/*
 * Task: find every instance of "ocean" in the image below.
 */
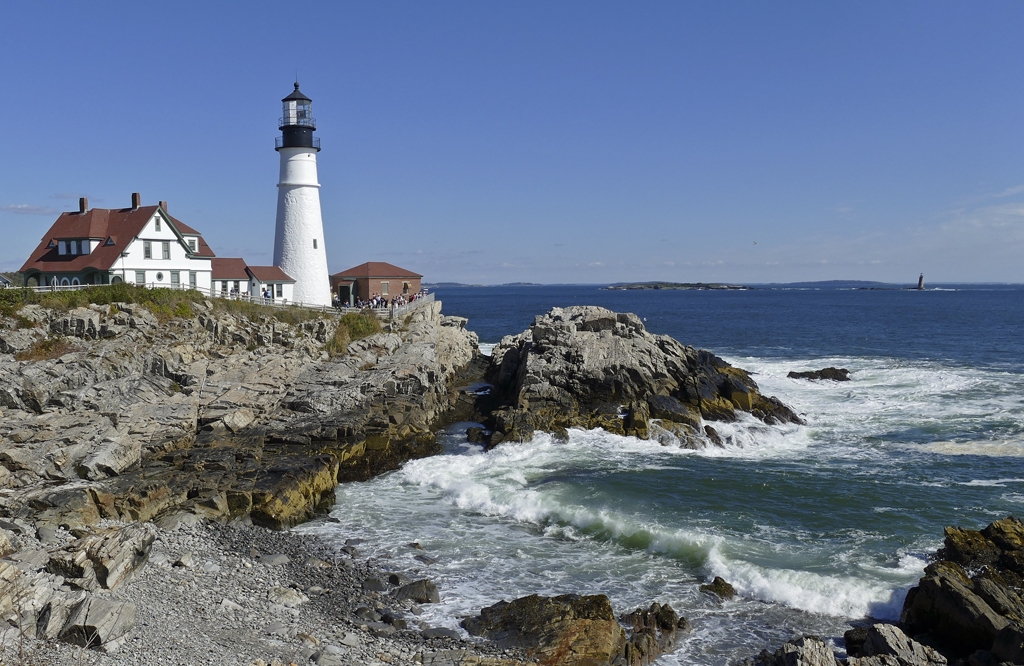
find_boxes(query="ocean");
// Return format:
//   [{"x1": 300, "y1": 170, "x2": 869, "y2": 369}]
[{"x1": 299, "y1": 284, "x2": 1024, "y2": 664}]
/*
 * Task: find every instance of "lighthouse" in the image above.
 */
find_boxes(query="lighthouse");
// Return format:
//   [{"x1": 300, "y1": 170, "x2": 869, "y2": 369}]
[{"x1": 273, "y1": 82, "x2": 331, "y2": 306}]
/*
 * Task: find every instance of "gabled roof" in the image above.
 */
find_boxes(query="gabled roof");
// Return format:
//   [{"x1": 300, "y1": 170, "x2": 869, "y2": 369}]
[
  {"x1": 247, "y1": 266, "x2": 294, "y2": 282},
  {"x1": 332, "y1": 262, "x2": 422, "y2": 280},
  {"x1": 0, "y1": 274, "x2": 12, "y2": 286},
  {"x1": 211, "y1": 258, "x2": 250, "y2": 280},
  {"x1": 19, "y1": 205, "x2": 215, "y2": 274}
]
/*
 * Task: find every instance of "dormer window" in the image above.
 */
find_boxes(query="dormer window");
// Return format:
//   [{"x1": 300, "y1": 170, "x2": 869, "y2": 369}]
[
  {"x1": 187, "y1": 238, "x2": 196, "y2": 252},
  {"x1": 58, "y1": 241, "x2": 67, "y2": 255},
  {"x1": 69, "y1": 240, "x2": 78, "y2": 255}
]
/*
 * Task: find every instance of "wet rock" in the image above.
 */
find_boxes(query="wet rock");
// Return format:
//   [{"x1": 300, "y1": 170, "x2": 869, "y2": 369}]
[
  {"x1": 618, "y1": 602, "x2": 690, "y2": 665},
  {"x1": 787, "y1": 367, "x2": 851, "y2": 381},
  {"x1": 699, "y1": 576, "x2": 736, "y2": 599},
  {"x1": 395, "y1": 579, "x2": 440, "y2": 604},
  {"x1": 462, "y1": 594, "x2": 626, "y2": 666}
]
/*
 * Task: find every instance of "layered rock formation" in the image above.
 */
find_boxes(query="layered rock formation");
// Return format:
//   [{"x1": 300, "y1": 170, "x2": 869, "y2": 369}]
[
  {"x1": 900, "y1": 516, "x2": 1024, "y2": 663},
  {"x1": 479, "y1": 306, "x2": 801, "y2": 446},
  {"x1": 0, "y1": 298, "x2": 479, "y2": 650},
  {"x1": 0, "y1": 299, "x2": 476, "y2": 532}
]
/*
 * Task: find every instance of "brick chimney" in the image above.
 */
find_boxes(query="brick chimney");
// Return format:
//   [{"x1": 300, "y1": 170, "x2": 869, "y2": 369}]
[
  {"x1": 159, "y1": 200, "x2": 168, "y2": 212},
  {"x1": 131, "y1": 192, "x2": 141, "y2": 210},
  {"x1": 79, "y1": 197, "x2": 88, "y2": 214}
]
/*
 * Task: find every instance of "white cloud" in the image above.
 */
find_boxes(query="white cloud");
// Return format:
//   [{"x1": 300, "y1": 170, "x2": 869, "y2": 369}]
[{"x1": 1, "y1": 204, "x2": 58, "y2": 215}]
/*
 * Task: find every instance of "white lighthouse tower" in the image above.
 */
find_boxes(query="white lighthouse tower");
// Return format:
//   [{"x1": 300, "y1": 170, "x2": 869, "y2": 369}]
[{"x1": 273, "y1": 82, "x2": 331, "y2": 306}]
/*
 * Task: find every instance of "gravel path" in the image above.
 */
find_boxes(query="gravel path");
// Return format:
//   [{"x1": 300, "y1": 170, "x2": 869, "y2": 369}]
[{"x1": 2, "y1": 518, "x2": 529, "y2": 666}]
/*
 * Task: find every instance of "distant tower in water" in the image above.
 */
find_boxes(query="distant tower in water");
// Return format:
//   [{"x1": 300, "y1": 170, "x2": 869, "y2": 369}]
[
  {"x1": 917, "y1": 273, "x2": 925, "y2": 290},
  {"x1": 273, "y1": 82, "x2": 331, "y2": 306}
]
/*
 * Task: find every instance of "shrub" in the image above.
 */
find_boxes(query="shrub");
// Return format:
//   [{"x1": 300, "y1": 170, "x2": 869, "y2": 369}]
[
  {"x1": 14, "y1": 337, "x2": 77, "y2": 362},
  {"x1": 325, "y1": 312, "x2": 381, "y2": 357},
  {"x1": 342, "y1": 311, "x2": 382, "y2": 341}
]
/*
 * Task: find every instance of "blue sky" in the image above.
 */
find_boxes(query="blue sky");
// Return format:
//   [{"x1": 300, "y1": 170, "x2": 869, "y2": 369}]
[{"x1": 2, "y1": 2, "x2": 1023, "y2": 284}]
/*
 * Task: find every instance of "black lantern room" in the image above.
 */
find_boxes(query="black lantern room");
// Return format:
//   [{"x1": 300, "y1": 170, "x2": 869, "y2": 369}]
[{"x1": 276, "y1": 82, "x2": 320, "y2": 152}]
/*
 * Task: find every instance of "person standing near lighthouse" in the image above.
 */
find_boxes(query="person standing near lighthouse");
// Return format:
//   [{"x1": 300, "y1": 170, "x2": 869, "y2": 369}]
[{"x1": 273, "y1": 82, "x2": 331, "y2": 306}]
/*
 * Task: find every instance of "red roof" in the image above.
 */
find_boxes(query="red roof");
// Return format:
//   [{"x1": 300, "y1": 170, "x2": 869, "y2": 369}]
[
  {"x1": 211, "y1": 258, "x2": 249, "y2": 280},
  {"x1": 246, "y1": 266, "x2": 294, "y2": 282},
  {"x1": 332, "y1": 261, "x2": 422, "y2": 280},
  {"x1": 20, "y1": 205, "x2": 215, "y2": 274}
]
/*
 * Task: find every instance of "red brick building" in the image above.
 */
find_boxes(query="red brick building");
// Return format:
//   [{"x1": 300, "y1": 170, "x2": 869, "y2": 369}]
[{"x1": 330, "y1": 262, "x2": 422, "y2": 305}]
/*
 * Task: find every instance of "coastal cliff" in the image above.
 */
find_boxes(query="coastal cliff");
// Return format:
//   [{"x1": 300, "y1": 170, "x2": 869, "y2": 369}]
[{"x1": 0, "y1": 297, "x2": 477, "y2": 531}]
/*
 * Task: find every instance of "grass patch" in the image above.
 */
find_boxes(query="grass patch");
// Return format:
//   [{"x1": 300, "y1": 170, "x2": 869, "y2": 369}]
[
  {"x1": 0, "y1": 284, "x2": 329, "y2": 326},
  {"x1": 14, "y1": 336, "x2": 77, "y2": 362},
  {"x1": 325, "y1": 311, "x2": 381, "y2": 357}
]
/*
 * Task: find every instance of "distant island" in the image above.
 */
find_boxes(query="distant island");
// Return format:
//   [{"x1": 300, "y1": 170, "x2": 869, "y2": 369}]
[{"x1": 603, "y1": 282, "x2": 750, "y2": 291}]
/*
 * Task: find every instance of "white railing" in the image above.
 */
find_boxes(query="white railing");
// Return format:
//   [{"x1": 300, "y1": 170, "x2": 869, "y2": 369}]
[{"x1": 15, "y1": 282, "x2": 435, "y2": 319}]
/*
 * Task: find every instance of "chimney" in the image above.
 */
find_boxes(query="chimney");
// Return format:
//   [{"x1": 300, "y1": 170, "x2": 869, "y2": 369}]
[
  {"x1": 131, "y1": 192, "x2": 141, "y2": 210},
  {"x1": 159, "y1": 200, "x2": 168, "y2": 212},
  {"x1": 79, "y1": 197, "x2": 88, "y2": 214}
]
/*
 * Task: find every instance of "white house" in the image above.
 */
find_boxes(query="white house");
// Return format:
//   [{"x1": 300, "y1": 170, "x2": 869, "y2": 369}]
[
  {"x1": 20, "y1": 193, "x2": 214, "y2": 290},
  {"x1": 211, "y1": 258, "x2": 252, "y2": 297},
  {"x1": 0, "y1": 274, "x2": 12, "y2": 289},
  {"x1": 247, "y1": 265, "x2": 295, "y2": 303}
]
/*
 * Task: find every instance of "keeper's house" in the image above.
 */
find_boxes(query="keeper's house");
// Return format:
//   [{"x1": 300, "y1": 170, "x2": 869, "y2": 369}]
[
  {"x1": 212, "y1": 258, "x2": 296, "y2": 302},
  {"x1": 20, "y1": 194, "x2": 215, "y2": 289},
  {"x1": 330, "y1": 262, "x2": 422, "y2": 305}
]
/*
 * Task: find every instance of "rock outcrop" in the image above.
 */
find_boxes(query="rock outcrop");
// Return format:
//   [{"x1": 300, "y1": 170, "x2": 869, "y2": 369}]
[
  {"x1": 0, "y1": 299, "x2": 477, "y2": 532},
  {"x1": 0, "y1": 297, "x2": 479, "y2": 653},
  {"x1": 742, "y1": 625, "x2": 944, "y2": 666},
  {"x1": 479, "y1": 306, "x2": 801, "y2": 446},
  {"x1": 462, "y1": 593, "x2": 688, "y2": 666},
  {"x1": 900, "y1": 516, "x2": 1024, "y2": 662},
  {"x1": 788, "y1": 367, "x2": 851, "y2": 381}
]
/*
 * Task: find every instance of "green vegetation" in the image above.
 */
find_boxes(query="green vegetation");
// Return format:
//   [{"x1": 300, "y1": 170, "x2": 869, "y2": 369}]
[
  {"x1": 14, "y1": 336, "x2": 78, "y2": 362},
  {"x1": 0, "y1": 284, "x2": 326, "y2": 325},
  {"x1": 325, "y1": 310, "x2": 382, "y2": 357}
]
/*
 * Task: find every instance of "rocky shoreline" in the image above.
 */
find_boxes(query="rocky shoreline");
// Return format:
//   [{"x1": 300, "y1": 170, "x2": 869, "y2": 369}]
[{"x1": 2, "y1": 298, "x2": 1020, "y2": 665}]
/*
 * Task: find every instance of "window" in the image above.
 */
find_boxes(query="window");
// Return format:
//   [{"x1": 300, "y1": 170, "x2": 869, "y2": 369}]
[
  {"x1": 81, "y1": 241, "x2": 90, "y2": 255},
  {"x1": 71, "y1": 277, "x2": 80, "y2": 286},
  {"x1": 232, "y1": 281, "x2": 239, "y2": 293},
  {"x1": 171, "y1": 271, "x2": 180, "y2": 286},
  {"x1": 221, "y1": 281, "x2": 228, "y2": 294},
  {"x1": 313, "y1": 239, "x2": 318, "y2": 249},
  {"x1": 381, "y1": 281, "x2": 389, "y2": 295},
  {"x1": 189, "y1": 272, "x2": 196, "y2": 288},
  {"x1": 135, "y1": 271, "x2": 145, "y2": 284},
  {"x1": 187, "y1": 238, "x2": 196, "y2": 252},
  {"x1": 144, "y1": 241, "x2": 152, "y2": 259},
  {"x1": 162, "y1": 241, "x2": 170, "y2": 259},
  {"x1": 155, "y1": 218, "x2": 161, "y2": 232},
  {"x1": 69, "y1": 240, "x2": 77, "y2": 255},
  {"x1": 275, "y1": 284, "x2": 282, "y2": 298},
  {"x1": 58, "y1": 241, "x2": 67, "y2": 255},
  {"x1": 155, "y1": 272, "x2": 164, "y2": 282}
]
